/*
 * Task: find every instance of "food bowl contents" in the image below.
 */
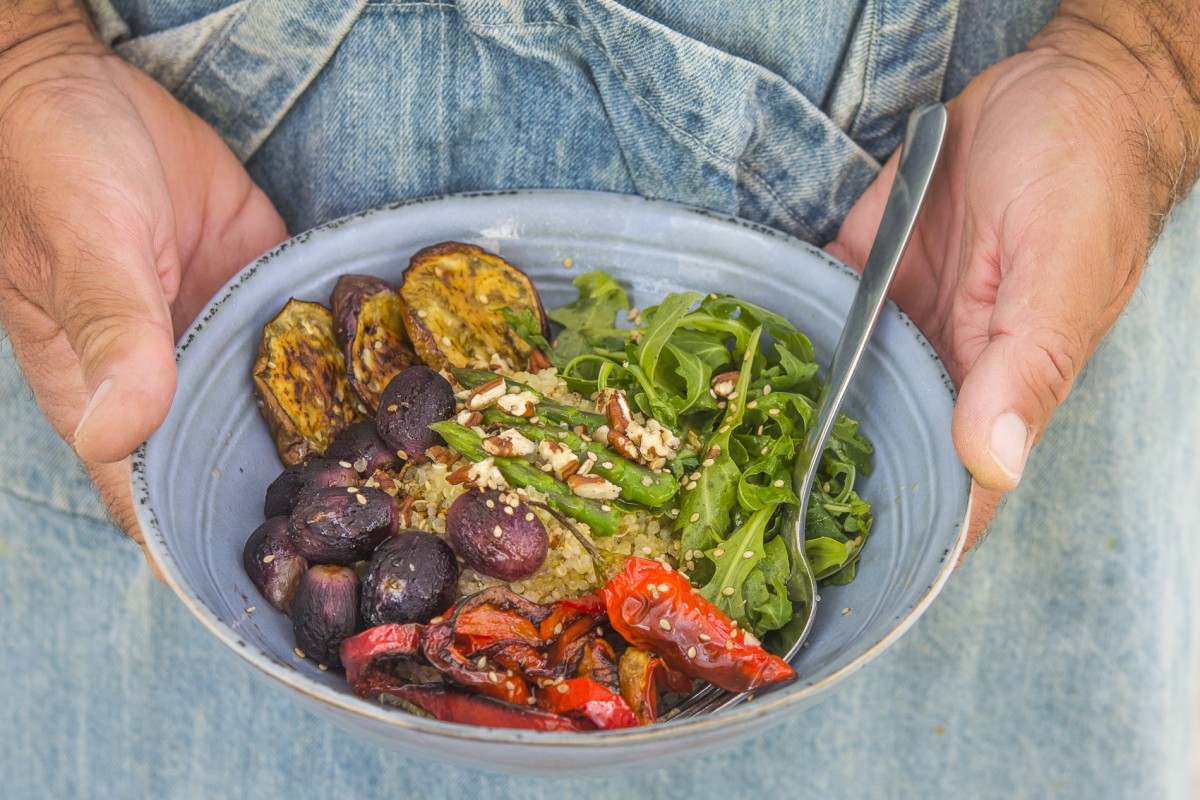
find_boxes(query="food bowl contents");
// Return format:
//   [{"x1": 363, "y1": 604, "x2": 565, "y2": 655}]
[{"x1": 243, "y1": 241, "x2": 874, "y2": 731}]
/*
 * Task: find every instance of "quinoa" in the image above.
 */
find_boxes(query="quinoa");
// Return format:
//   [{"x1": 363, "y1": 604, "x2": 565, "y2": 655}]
[{"x1": 392, "y1": 366, "x2": 680, "y2": 603}]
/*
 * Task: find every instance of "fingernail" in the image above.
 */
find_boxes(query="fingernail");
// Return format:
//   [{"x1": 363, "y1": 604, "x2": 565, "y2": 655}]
[
  {"x1": 74, "y1": 377, "x2": 114, "y2": 447},
  {"x1": 989, "y1": 411, "x2": 1030, "y2": 483}
]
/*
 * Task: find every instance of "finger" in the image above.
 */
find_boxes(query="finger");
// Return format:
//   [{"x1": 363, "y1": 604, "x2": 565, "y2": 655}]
[
  {"x1": 950, "y1": 190, "x2": 1136, "y2": 492},
  {"x1": 51, "y1": 236, "x2": 178, "y2": 464}
]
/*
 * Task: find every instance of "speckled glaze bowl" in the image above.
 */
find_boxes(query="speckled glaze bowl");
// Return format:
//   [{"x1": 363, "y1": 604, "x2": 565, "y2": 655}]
[{"x1": 131, "y1": 190, "x2": 971, "y2": 773}]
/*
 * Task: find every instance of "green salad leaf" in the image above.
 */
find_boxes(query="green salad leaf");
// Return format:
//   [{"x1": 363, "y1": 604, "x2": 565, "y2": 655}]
[{"x1": 507, "y1": 274, "x2": 875, "y2": 638}]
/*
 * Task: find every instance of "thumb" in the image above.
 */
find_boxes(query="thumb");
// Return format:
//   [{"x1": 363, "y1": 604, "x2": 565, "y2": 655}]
[{"x1": 62, "y1": 241, "x2": 179, "y2": 464}]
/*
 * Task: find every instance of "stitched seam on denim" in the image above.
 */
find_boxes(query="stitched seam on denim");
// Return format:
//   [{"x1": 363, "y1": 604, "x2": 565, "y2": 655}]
[
  {"x1": 174, "y1": 3, "x2": 252, "y2": 99},
  {"x1": 736, "y1": 158, "x2": 808, "y2": 231},
  {"x1": 462, "y1": 18, "x2": 745, "y2": 168},
  {"x1": 0, "y1": 484, "x2": 111, "y2": 527},
  {"x1": 849, "y1": 0, "x2": 884, "y2": 140}
]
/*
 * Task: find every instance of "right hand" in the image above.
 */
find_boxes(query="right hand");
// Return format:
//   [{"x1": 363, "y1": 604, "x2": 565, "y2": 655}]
[{"x1": 0, "y1": 19, "x2": 288, "y2": 561}]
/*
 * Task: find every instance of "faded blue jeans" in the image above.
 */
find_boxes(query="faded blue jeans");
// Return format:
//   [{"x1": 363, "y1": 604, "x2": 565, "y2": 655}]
[{"x1": 2, "y1": 1, "x2": 1198, "y2": 797}]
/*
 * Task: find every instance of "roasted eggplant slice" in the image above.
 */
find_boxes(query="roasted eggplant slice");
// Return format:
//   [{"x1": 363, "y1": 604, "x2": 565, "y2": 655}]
[
  {"x1": 253, "y1": 299, "x2": 364, "y2": 465},
  {"x1": 398, "y1": 242, "x2": 549, "y2": 370},
  {"x1": 330, "y1": 274, "x2": 417, "y2": 413}
]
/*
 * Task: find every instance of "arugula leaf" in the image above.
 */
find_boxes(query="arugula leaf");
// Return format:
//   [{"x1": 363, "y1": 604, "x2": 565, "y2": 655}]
[
  {"x1": 501, "y1": 307, "x2": 558, "y2": 364},
  {"x1": 699, "y1": 505, "x2": 776, "y2": 622},
  {"x1": 548, "y1": 272, "x2": 630, "y2": 360}
]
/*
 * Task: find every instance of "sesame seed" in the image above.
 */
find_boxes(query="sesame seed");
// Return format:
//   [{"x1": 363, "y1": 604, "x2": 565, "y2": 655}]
[
  {"x1": 429, "y1": 615, "x2": 444, "y2": 623},
  {"x1": 318, "y1": 663, "x2": 328, "y2": 671},
  {"x1": 506, "y1": 680, "x2": 515, "y2": 690},
  {"x1": 488, "y1": 671, "x2": 499, "y2": 683},
  {"x1": 294, "y1": 647, "x2": 306, "y2": 659},
  {"x1": 743, "y1": 550, "x2": 754, "y2": 559},
  {"x1": 699, "y1": 633, "x2": 711, "y2": 641},
  {"x1": 713, "y1": 549, "x2": 725, "y2": 557},
  {"x1": 687, "y1": 646, "x2": 697, "y2": 659},
  {"x1": 601, "y1": 462, "x2": 614, "y2": 469},
  {"x1": 387, "y1": 404, "x2": 399, "y2": 412},
  {"x1": 641, "y1": 546, "x2": 653, "y2": 555},
  {"x1": 553, "y1": 623, "x2": 563, "y2": 635},
  {"x1": 477, "y1": 656, "x2": 488, "y2": 668},
  {"x1": 747, "y1": 401, "x2": 758, "y2": 409},
  {"x1": 725, "y1": 639, "x2": 735, "y2": 650},
  {"x1": 262, "y1": 554, "x2": 275, "y2": 564},
  {"x1": 493, "y1": 525, "x2": 503, "y2": 538},
  {"x1": 658, "y1": 618, "x2": 672, "y2": 631},
  {"x1": 763, "y1": 384, "x2": 772, "y2": 395},
  {"x1": 601, "y1": 504, "x2": 611, "y2": 512},
  {"x1": 557, "y1": 683, "x2": 570, "y2": 694},
  {"x1": 409, "y1": 564, "x2": 416, "y2": 572},
  {"x1": 442, "y1": 336, "x2": 452, "y2": 346},
  {"x1": 356, "y1": 494, "x2": 368, "y2": 505},
  {"x1": 417, "y1": 309, "x2": 428, "y2": 318},
  {"x1": 641, "y1": 476, "x2": 653, "y2": 486},
  {"x1": 657, "y1": 583, "x2": 670, "y2": 593},
  {"x1": 701, "y1": 458, "x2": 715, "y2": 467},
  {"x1": 525, "y1": 512, "x2": 535, "y2": 521},
  {"x1": 563, "y1": 257, "x2": 574, "y2": 269},
  {"x1": 527, "y1": 697, "x2": 538, "y2": 706},
  {"x1": 245, "y1": 606, "x2": 256, "y2": 614},
  {"x1": 689, "y1": 512, "x2": 700, "y2": 523},
  {"x1": 721, "y1": 586, "x2": 735, "y2": 596},
  {"x1": 842, "y1": 607, "x2": 851, "y2": 615},
  {"x1": 338, "y1": 460, "x2": 353, "y2": 468},
  {"x1": 719, "y1": 425, "x2": 730, "y2": 433},
  {"x1": 486, "y1": 500, "x2": 495, "y2": 508},
  {"x1": 768, "y1": 408, "x2": 780, "y2": 416},
  {"x1": 728, "y1": 391, "x2": 739, "y2": 401},
  {"x1": 773, "y1": 479, "x2": 785, "y2": 488},
  {"x1": 504, "y1": 506, "x2": 514, "y2": 515}
]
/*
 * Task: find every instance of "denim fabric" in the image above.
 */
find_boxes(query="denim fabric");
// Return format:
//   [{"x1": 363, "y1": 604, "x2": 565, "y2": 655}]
[{"x1": 6, "y1": 0, "x2": 1197, "y2": 796}]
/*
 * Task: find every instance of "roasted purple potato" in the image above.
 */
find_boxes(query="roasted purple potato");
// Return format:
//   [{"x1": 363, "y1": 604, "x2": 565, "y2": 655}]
[
  {"x1": 242, "y1": 516, "x2": 309, "y2": 613},
  {"x1": 287, "y1": 486, "x2": 398, "y2": 565},
  {"x1": 322, "y1": 420, "x2": 404, "y2": 475},
  {"x1": 360, "y1": 531, "x2": 460, "y2": 626},
  {"x1": 263, "y1": 458, "x2": 360, "y2": 519},
  {"x1": 446, "y1": 489, "x2": 548, "y2": 581},
  {"x1": 330, "y1": 274, "x2": 417, "y2": 414},
  {"x1": 292, "y1": 564, "x2": 361, "y2": 668},
  {"x1": 375, "y1": 366, "x2": 455, "y2": 463}
]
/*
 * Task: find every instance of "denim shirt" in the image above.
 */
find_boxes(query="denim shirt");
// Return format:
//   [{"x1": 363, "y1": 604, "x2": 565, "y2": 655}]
[{"x1": 82, "y1": 0, "x2": 983, "y2": 244}]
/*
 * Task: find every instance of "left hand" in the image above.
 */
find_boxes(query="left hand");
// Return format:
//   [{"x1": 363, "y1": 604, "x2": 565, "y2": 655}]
[{"x1": 826, "y1": 13, "x2": 1199, "y2": 550}]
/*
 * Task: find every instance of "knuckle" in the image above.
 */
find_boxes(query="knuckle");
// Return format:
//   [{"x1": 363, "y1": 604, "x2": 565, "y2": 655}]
[{"x1": 1018, "y1": 329, "x2": 1080, "y2": 410}]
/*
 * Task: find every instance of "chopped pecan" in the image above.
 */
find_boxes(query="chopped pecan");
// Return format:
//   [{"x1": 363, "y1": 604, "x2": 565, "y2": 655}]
[
  {"x1": 455, "y1": 409, "x2": 484, "y2": 428},
  {"x1": 710, "y1": 371, "x2": 740, "y2": 398},
  {"x1": 599, "y1": 389, "x2": 632, "y2": 432},
  {"x1": 497, "y1": 391, "x2": 539, "y2": 418},
  {"x1": 528, "y1": 348, "x2": 552, "y2": 373},
  {"x1": 482, "y1": 429, "x2": 537, "y2": 458},
  {"x1": 538, "y1": 439, "x2": 580, "y2": 481},
  {"x1": 446, "y1": 463, "x2": 474, "y2": 485},
  {"x1": 566, "y1": 473, "x2": 621, "y2": 501},
  {"x1": 426, "y1": 445, "x2": 461, "y2": 467},
  {"x1": 466, "y1": 377, "x2": 507, "y2": 410},
  {"x1": 607, "y1": 428, "x2": 642, "y2": 462}
]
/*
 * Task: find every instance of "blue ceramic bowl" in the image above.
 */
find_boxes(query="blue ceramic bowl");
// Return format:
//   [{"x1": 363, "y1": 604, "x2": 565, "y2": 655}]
[{"x1": 131, "y1": 190, "x2": 970, "y2": 773}]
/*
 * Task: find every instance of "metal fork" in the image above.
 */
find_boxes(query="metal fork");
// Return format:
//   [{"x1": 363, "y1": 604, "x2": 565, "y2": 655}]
[{"x1": 670, "y1": 101, "x2": 948, "y2": 721}]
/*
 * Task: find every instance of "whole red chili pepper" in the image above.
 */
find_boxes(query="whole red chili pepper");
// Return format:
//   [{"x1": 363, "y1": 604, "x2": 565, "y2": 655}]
[
  {"x1": 536, "y1": 677, "x2": 639, "y2": 730},
  {"x1": 599, "y1": 557, "x2": 796, "y2": 693}
]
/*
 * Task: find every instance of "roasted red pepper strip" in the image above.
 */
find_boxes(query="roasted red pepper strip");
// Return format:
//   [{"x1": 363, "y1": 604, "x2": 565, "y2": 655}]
[
  {"x1": 393, "y1": 684, "x2": 586, "y2": 732},
  {"x1": 599, "y1": 557, "x2": 796, "y2": 693},
  {"x1": 340, "y1": 623, "x2": 425, "y2": 700},
  {"x1": 536, "y1": 677, "x2": 639, "y2": 730},
  {"x1": 576, "y1": 637, "x2": 620, "y2": 695},
  {"x1": 617, "y1": 647, "x2": 661, "y2": 725},
  {"x1": 421, "y1": 588, "x2": 542, "y2": 705},
  {"x1": 539, "y1": 602, "x2": 601, "y2": 677}
]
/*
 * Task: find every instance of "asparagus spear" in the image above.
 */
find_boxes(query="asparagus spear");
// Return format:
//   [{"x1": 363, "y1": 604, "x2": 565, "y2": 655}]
[
  {"x1": 430, "y1": 420, "x2": 622, "y2": 537},
  {"x1": 453, "y1": 368, "x2": 607, "y2": 430},
  {"x1": 479, "y1": 408, "x2": 678, "y2": 508}
]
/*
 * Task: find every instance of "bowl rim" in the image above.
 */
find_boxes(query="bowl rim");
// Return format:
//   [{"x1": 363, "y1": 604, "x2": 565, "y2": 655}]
[{"x1": 131, "y1": 189, "x2": 972, "y2": 747}]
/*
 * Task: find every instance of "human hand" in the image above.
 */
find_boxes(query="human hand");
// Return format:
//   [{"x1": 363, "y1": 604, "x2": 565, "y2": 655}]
[
  {"x1": 0, "y1": 9, "x2": 288, "y2": 562},
  {"x1": 826, "y1": 4, "x2": 1200, "y2": 550}
]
